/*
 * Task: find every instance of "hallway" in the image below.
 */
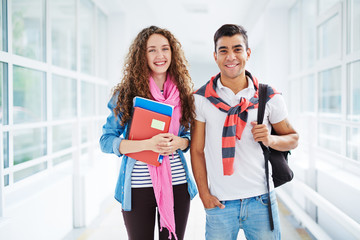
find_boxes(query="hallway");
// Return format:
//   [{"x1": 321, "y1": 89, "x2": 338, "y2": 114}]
[{"x1": 64, "y1": 194, "x2": 313, "y2": 240}]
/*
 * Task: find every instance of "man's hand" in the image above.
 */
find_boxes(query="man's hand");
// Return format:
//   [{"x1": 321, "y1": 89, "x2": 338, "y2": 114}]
[
  {"x1": 251, "y1": 121, "x2": 273, "y2": 147},
  {"x1": 200, "y1": 193, "x2": 225, "y2": 210}
]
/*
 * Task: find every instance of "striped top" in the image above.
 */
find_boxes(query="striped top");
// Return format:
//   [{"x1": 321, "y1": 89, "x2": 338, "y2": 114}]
[{"x1": 131, "y1": 152, "x2": 187, "y2": 188}]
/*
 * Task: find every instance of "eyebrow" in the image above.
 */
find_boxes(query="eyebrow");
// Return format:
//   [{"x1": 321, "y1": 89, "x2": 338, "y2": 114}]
[
  {"x1": 147, "y1": 44, "x2": 170, "y2": 49},
  {"x1": 217, "y1": 44, "x2": 244, "y2": 51}
]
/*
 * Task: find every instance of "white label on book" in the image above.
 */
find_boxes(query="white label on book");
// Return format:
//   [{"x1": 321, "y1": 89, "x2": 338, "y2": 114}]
[{"x1": 151, "y1": 119, "x2": 165, "y2": 131}]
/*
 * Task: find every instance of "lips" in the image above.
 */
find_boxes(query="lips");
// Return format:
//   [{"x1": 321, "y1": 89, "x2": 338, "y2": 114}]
[
  {"x1": 225, "y1": 63, "x2": 239, "y2": 68},
  {"x1": 154, "y1": 61, "x2": 166, "y2": 66}
]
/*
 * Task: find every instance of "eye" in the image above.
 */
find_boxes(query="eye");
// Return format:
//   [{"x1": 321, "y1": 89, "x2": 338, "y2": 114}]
[
  {"x1": 148, "y1": 49, "x2": 155, "y2": 53},
  {"x1": 162, "y1": 47, "x2": 170, "y2": 51}
]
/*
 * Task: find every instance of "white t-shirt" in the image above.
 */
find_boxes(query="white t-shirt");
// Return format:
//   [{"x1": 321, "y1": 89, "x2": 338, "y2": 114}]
[{"x1": 194, "y1": 77, "x2": 288, "y2": 201}]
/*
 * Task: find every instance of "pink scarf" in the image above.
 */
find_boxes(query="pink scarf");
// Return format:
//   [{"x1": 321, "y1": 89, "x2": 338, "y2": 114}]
[{"x1": 148, "y1": 74, "x2": 181, "y2": 240}]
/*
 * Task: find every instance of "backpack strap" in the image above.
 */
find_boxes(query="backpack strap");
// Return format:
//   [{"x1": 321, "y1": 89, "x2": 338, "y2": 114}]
[{"x1": 257, "y1": 83, "x2": 275, "y2": 231}]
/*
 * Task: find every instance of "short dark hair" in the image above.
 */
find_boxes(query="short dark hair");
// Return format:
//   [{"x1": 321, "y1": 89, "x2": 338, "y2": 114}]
[{"x1": 214, "y1": 24, "x2": 249, "y2": 52}]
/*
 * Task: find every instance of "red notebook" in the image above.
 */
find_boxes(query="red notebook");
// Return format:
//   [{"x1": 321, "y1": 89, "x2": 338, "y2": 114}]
[{"x1": 126, "y1": 107, "x2": 171, "y2": 166}]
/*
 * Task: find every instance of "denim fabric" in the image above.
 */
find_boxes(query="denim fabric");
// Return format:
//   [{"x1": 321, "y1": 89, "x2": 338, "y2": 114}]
[
  {"x1": 205, "y1": 191, "x2": 281, "y2": 240},
  {"x1": 99, "y1": 95, "x2": 198, "y2": 211}
]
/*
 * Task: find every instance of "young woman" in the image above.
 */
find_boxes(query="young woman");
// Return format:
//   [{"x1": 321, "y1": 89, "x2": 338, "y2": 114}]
[{"x1": 100, "y1": 26, "x2": 197, "y2": 240}]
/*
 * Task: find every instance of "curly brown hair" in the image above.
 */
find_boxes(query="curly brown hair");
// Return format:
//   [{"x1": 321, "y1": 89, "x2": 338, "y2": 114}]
[{"x1": 112, "y1": 26, "x2": 195, "y2": 131}]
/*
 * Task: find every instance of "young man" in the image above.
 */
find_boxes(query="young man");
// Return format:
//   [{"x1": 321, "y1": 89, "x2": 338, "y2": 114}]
[{"x1": 190, "y1": 24, "x2": 299, "y2": 240}]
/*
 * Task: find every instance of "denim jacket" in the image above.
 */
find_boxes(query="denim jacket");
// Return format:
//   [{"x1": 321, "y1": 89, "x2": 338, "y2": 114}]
[{"x1": 99, "y1": 95, "x2": 198, "y2": 211}]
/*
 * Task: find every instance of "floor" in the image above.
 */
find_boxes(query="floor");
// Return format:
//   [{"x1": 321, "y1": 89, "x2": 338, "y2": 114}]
[{"x1": 63, "y1": 194, "x2": 314, "y2": 240}]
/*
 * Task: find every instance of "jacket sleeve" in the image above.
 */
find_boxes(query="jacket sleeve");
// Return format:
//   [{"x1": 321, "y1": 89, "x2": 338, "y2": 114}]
[
  {"x1": 99, "y1": 95, "x2": 126, "y2": 157},
  {"x1": 179, "y1": 125, "x2": 191, "y2": 153}
]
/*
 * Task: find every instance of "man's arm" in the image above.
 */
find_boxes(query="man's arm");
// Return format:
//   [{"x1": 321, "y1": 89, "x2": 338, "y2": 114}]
[
  {"x1": 251, "y1": 118, "x2": 299, "y2": 151},
  {"x1": 190, "y1": 120, "x2": 225, "y2": 209}
]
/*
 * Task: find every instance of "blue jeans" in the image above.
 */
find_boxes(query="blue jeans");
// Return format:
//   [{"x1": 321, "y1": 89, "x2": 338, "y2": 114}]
[{"x1": 205, "y1": 191, "x2": 281, "y2": 240}]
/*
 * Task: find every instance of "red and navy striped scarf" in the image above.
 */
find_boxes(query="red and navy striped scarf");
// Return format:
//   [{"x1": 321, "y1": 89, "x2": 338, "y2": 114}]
[{"x1": 195, "y1": 70, "x2": 279, "y2": 175}]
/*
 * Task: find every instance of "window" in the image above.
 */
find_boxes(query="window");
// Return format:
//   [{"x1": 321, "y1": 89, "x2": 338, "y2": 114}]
[
  {"x1": 348, "y1": 61, "x2": 360, "y2": 121},
  {"x1": 50, "y1": 0, "x2": 76, "y2": 70},
  {"x1": 52, "y1": 123, "x2": 74, "y2": 152},
  {"x1": 318, "y1": 13, "x2": 341, "y2": 60},
  {"x1": 1, "y1": 0, "x2": 109, "y2": 187},
  {"x1": 302, "y1": 0, "x2": 316, "y2": 69},
  {"x1": 289, "y1": 0, "x2": 360, "y2": 165},
  {"x1": 13, "y1": 66, "x2": 46, "y2": 124},
  {"x1": 13, "y1": 127, "x2": 47, "y2": 165},
  {"x1": 3, "y1": 132, "x2": 9, "y2": 186},
  {"x1": 12, "y1": 0, "x2": 46, "y2": 61},
  {"x1": 98, "y1": 85, "x2": 110, "y2": 116},
  {"x1": 301, "y1": 74, "x2": 316, "y2": 113},
  {"x1": 97, "y1": 10, "x2": 107, "y2": 78},
  {"x1": 81, "y1": 81, "x2": 95, "y2": 117},
  {"x1": 289, "y1": 1, "x2": 301, "y2": 73},
  {"x1": 319, "y1": 0, "x2": 340, "y2": 14},
  {"x1": 52, "y1": 74, "x2": 77, "y2": 120},
  {"x1": 318, "y1": 67, "x2": 341, "y2": 116},
  {"x1": 0, "y1": 63, "x2": 3, "y2": 123},
  {"x1": 1, "y1": 0, "x2": 8, "y2": 51},
  {"x1": 318, "y1": 122, "x2": 342, "y2": 153},
  {"x1": 347, "y1": 127, "x2": 359, "y2": 161},
  {"x1": 79, "y1": 0, "x2": 95, "y2": 75},
  {"x1": 347, "y1": 0, "x2": 360, "y2": 53}
]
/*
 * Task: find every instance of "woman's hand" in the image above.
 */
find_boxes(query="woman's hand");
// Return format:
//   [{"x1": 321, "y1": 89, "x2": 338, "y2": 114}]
[{"x1": 150, "y1": 133, "x2": 188, "y2": 155}]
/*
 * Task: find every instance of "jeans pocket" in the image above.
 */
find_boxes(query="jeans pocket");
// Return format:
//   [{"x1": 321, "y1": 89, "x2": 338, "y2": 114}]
[{"x1": 259, "y1": 195, "x2": 269, "y2": 206}]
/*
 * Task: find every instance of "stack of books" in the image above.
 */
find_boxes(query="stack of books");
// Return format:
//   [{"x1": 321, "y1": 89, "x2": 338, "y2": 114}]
[{"x1": 125, "y1": 97, "x2": 174, "y2": 166}]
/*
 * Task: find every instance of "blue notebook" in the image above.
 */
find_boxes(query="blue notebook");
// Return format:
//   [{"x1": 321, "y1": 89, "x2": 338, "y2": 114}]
[{"x1": 133, "y1": 96, "x2": 174, "y2": 117}]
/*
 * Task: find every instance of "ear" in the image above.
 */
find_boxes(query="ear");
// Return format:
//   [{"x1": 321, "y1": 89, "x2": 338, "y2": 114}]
[
  {"x1": 213, "y1": 51, "x2": 217, "y2": 62},
  {"x1": 246, "y1": 48, "x2": 251, "y2": 61}
]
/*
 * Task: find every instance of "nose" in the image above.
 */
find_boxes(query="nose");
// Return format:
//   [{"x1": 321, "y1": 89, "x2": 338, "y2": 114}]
[
  {"x1": 156, "y1": 50, "x2": 163, "y2": 58},
  {"x1": 226, "y1": 52, "x2": 236, "y2": 61}
]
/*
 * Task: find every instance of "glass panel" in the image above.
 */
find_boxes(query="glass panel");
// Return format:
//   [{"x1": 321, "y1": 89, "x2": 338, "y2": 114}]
[
  {"x1": 97, "y1": 9, "x2": 107, "y2": 78},
  {"x1": 81, "y1": 81, "x2": 95, "y2": 117},
  {"x1": 318, "y1": 14, "x2": 341, "y2": 60},
  {"x1": 3, "y1": 131, "x2": 8, "y2": 168},
  {"x1": 50, "y1": 0, "x2": 76, "y2": 70},
  {"x1": 319, "y1": 0, "x2": 340, "y2": 15},
  {"x1": 289, "y1": 1, "x2": 301, "y2": 73},
  {"x1": 0, "y1": 62, "x2": 2, "y2": 123},
  {"x1": 1, "y1": 62, "x2": 8, "y2": 125},
  {"x1": 12, "y1": 0, "x2": 45, "y2": 61},
  {"x1": 13, "y1": 127, "x2": 47, "y2": 165},
  {"x1": 53, "y1": 123, "x2": 73, "y2": 152},
  {"x1": 81, "y1": 147, "x2": 88, "y2": 155},
  {"x1": 1, "y1": 0, "x2": 7, "y2": 51},
  {"x1": 53, "y1": 153, "x2": 71, "y2": 166},
  {"x1": 290, "y1": 79, "x2": 301, "y2": 115},
  {"x1": 348, "y1": 0, "x2": 360, "y2": 53},
  {"x1": 347, "y1": 127, "x2": 360, "y2": 161},
  {"x1": 14, "y1": 162, "x2": 47, "y2": 183},
  {"x1": 301, "y1": 74, "x2": 315, "y2": 112},
  {"x1": 4, "y1": 175, "x2": 9, "y2": 186},
  {"x1": 348, "y1": 61, "x2": 360, "y2": 121},
  {"x1": 0, "y1": 0, "x2": 2, "y2": 50},
  {"x1": 98, "y1": 85, "x2": 109, "y2": 116},
  {"x1": 318, "y1": 67, "x2": 341, "y2": 115},
  {"x1": 79, "y1": 0, "x2": 94, "y2": 75},
  {"x1": 13, "y1": 66, "x2": 46, "y2": 124},
  {"x1": 52, "y1": 74, "x2": 76, "y2": 120},
  {"x1": 318, "y1": 122, "x2": 341, "y2": 153},
  {"x1": 81, "y1": 122, "x2": 91, "y2": 143},
  {"x1": 302, "y1": 0, "x2": 316, "y2": 68}
]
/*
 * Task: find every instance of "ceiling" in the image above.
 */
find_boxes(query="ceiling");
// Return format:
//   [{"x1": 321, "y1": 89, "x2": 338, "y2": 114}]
[{"x1": 94, "y1": 0, "x2": 270, "y2": 63}]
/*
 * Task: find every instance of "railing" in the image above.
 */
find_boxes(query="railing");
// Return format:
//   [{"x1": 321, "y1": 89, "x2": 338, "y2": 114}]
[{"x1": 277, "y1": 179, "x2": 360, "y2": 240}]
